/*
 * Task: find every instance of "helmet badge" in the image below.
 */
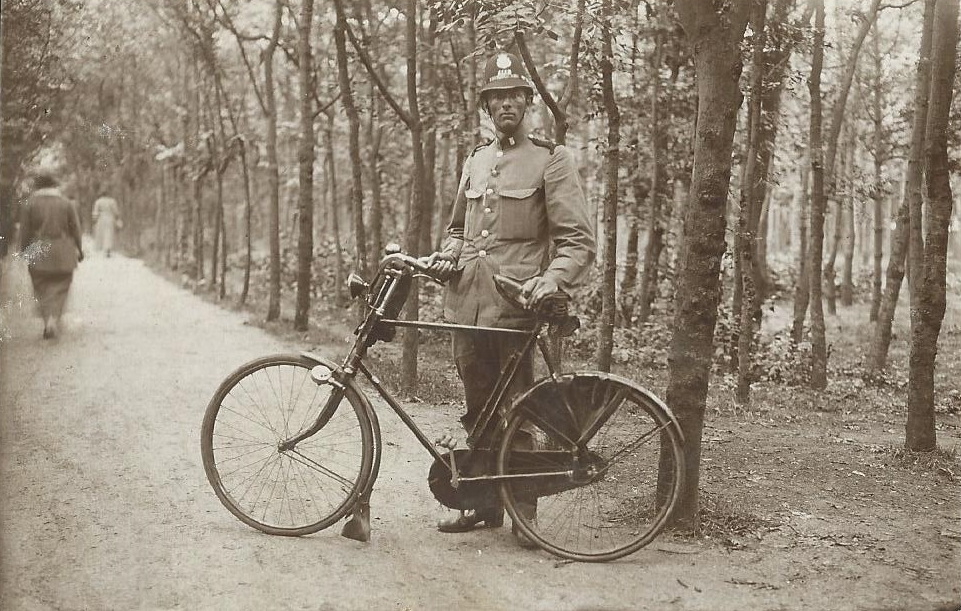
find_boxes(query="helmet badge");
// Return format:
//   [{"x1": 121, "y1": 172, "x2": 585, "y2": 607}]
[{"x1": 496, "y1": 54, "x2": 512, "y2": 69}]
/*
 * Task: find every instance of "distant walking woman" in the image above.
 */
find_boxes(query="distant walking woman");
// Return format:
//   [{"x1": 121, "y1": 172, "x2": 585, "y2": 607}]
[
  {"x1": 18, "y1": 169, "x2": 84, "y2": 339},
  {"x1": 92, "y1": 191, "x2": 121, "y2": 256}
]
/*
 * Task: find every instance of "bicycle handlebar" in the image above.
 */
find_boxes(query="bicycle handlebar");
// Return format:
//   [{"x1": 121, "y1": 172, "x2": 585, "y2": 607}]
[{"x1": 380, "y1": 251, "x2": 440, "y2": 280}]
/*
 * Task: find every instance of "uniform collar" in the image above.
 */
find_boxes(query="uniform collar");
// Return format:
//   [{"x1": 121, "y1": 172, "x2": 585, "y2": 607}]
[{"x1": 496, "y1": 130, "x2": 527, "y2": 150}]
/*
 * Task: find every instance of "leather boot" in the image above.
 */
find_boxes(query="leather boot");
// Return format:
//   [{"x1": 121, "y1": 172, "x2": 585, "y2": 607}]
[{"x1": 437, "y1": 506, "x2": 505, "y2": 533}]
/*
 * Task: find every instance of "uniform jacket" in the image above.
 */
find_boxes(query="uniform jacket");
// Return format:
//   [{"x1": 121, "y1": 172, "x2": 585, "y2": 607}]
[
  {"x1": 19, "y1": 188, "x2": 83, "y2": 273},
  {"x1": 441, "y1": 132, "x2": 595, "y2": 327}
]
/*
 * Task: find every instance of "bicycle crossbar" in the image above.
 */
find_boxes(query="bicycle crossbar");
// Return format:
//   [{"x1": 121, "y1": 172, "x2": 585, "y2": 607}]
[{"x1": 380, "y1": 319, "x2": 529, "y2": 335}]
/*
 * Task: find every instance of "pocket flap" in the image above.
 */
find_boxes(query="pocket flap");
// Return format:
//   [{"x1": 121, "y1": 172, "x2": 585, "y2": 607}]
[
  {"x1": 497, "y1": 263, "x2": 539, "y2": 282},
  {"x1": 498, "y1": 188, "x2": 538, "y2": 199}
]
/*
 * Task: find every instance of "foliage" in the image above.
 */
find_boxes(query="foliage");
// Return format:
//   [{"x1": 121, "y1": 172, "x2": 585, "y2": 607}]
[{"x1": 0, "y1": 0, "x2": 83, "y2": 252}]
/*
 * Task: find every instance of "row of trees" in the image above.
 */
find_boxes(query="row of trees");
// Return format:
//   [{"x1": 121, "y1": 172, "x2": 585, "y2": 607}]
[{"x1": 2, "y1": 0, "x2": 958, "y2": 526}]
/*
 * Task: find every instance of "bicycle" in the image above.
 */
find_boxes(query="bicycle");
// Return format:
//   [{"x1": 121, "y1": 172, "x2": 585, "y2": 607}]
[{"x1": 201, "y1": 247, "x2": 685, "y2": 562}]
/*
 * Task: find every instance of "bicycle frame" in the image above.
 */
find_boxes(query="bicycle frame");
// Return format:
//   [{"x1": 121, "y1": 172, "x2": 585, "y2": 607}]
[{"x1": 279, "y1": 251, "x2": 565, "y2": 482}]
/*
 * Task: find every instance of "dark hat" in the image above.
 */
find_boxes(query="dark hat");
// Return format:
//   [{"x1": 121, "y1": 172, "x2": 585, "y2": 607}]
[{"x1": 479, "y1": 52, "x2": 534, "y2": 97}]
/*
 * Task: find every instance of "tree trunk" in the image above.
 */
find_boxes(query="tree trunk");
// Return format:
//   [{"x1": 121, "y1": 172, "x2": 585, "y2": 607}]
[
  {"x1": 334, "y1": 2, "x2": 368, "y2": 280},
  {"x1": 265, "y1": 1, "x2": 283, "y2": 322},
  {"x1": 400, "y1": 0, "x2": 426, "y2": 395},
  {"x1": 791, "y1": 157, "x2": 810, "y2": 343},
  {"x1": 808, "y1": 0, "x2": 828, "y2": 390},
  {"x1": 294, "y1": 0, "x2": 316, "y2": 332},
  {"x1": 871, "y1": 0, "x2": 935, "y2": 372},
  {"x1": 907, "y1": 0, "x2": 958, "y2": 451},
  {"x1": 821, "y1": 0, "x2": 882, "y2": 317},
  {"x1": 735, "y1": 0, "x2": 769, "y2": 405},
  {"x1": 238, "y1": 138, "x2": 253, "y2": 306},
  {"x1": 325, "y1": 117, "x2": 346, "y2": 307},
  {"x1": 638, "y1": 23, "x2": 669, "y2": 326},
  {"x1": 662, "y1": 0, "x2": 751, "y2": 528},
  {"x1": 596, "y1": 0, "x2": 620, "y2": 373},
  {"x1": 840, "y1": 121, "x2": 858, "y2": 307},
  {"x1": 869, "y1": 26, "x2": 885, "y2": 322},
  {"x1": 747, "y1": 0, "x2": 794, "y2": 309}
]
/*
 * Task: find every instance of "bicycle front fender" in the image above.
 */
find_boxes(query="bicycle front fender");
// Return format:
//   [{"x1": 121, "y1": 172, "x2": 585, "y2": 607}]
[{"x1": 300, "y1": 351, "x2": 384, "y2": 492}]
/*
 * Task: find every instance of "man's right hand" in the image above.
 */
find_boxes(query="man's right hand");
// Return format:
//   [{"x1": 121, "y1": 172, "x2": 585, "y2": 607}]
[{"x1": 426, "y1": 252, "x2": 456, "y2": 281}]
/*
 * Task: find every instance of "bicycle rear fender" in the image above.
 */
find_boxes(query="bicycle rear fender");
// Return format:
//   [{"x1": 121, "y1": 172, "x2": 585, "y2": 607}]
[{"x1": 507, "y1": 371, "x2": 685, "y2": 446}]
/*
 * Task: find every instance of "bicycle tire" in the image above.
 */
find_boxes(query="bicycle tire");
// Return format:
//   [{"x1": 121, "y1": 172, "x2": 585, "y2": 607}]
[
  {"x1": 497, "y1": 372, "x2": 684, "y2": 562},
  {"x1": 201, "y1": 353, "x2": 375, "y2": 536}
]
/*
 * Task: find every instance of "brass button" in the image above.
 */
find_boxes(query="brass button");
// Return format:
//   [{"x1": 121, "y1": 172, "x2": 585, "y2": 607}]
[
  {"x1": 491, "y1": 168, "x2": 499, "y2": 176},
  {"x1": 486, "y1": 188, "x2": 494, "y2": 195},
  {"x1": 496, "y1": 151, "x2": 504, "y2": 158},
  {"x1": 484, "y1": 207, "x2": 492, "y2": 213},
  {"x1": 479, "y1": 250, "x2": 487, "y2": 257},
  {"x1": 481, "y1": 230, "x2": 490, "y2": 237}
]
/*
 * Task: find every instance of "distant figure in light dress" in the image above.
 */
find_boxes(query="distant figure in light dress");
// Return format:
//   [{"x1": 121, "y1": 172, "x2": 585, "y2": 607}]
[{"x1": 92, "y1": 194, "x2": 122, "y2": 256}]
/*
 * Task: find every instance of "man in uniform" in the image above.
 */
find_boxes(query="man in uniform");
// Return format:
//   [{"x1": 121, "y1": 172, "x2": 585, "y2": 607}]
[{"x1": 428, "y1": 51, "x2": 595, "y2": 544}]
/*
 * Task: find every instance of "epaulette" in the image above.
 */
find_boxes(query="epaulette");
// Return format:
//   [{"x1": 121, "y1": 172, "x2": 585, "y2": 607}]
[
  {"x1": 469, "y1": 139, "x2": 493, "y2": 158},
  {"x1": 529, "y1": 137, "x2": 558, "y2": 154}
]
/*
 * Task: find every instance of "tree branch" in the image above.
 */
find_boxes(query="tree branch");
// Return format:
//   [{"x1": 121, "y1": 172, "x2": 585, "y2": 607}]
[
  {"x1": 332, "y1": 0, "x2": 411, "y2": 127},
  {"x1": 514, "y1": 30, "x2": 567, "y2": 141}
]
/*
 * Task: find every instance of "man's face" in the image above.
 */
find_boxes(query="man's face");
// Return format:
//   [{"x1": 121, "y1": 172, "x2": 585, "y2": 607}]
[{"x1": 485, "y1": 88, "x2": 529, "y2": 135}]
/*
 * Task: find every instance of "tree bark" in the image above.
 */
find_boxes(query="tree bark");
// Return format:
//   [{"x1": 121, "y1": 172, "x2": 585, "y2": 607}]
[
  {"x1": 400, "y1": 0, "x2": 426, "y2": 395},
  {"x1": 294, "y1": 0, "x2": 316, "y2": 332},
  {"x1": 734, "y1": 0, "x2": 769, "y2": 405},
  {"x1": 869, "y1": 26, "x2": 885, "y2": 322},
  {"x1": 907, "y1": 0, "x2": 958, "y2": 451},
  {"x1": 637, "y1": 20, "x2": 669, "y2": 326},
  {"x1": 808, "y1": 0, "x2": 828, "y2": 390},
  {"x1": 334, "y1": 1, "x2": 368, "y2": 280},
  {"x1": 264, "y1": 1, "x2": 283, "y2": 322},
  {"x1": 596, "y1": 0, "x2": 620, "y2": 373},
  {"x1": 871, "y1": 0, "x2": 935, "y2": 372},
  {"x1": 840, "y1": 120, "x2": 858, "y2": 307},
  {"x1": 791, "y1": 154, "x2": 811, "y2": 343},
  {"x1": 662, "y1": 0, "x2": 751, "y2": 528},
  {"x1": 821, "y1": 0, "x2": 882, "y2": 314}
]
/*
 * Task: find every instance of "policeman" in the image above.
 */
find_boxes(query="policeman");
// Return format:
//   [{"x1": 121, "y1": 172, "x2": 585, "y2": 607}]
[{"x1": 428, "y1": 51, "x2": 596, "y2": 543}]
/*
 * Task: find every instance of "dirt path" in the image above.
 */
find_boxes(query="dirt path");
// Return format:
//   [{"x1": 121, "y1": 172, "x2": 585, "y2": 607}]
[{"x1": 0, "y1": 251, "x2": 958, "y2": 611}]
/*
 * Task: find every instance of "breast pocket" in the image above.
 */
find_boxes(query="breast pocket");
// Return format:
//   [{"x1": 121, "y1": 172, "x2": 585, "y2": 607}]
[{"x1": 497, "y1": 188, "x2": 545, "y2": 240}]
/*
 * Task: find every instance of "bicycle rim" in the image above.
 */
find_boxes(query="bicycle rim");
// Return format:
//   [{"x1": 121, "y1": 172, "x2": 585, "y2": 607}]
[
  {"x1": 201, "y1": 354, "x2": 374, "y2": 536},
  {"x1": 498, "y1": 373, "x2": 684, "y2": 562}
]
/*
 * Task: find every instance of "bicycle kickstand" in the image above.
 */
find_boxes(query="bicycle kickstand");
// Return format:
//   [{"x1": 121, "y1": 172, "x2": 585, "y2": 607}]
[{"x1": 341, "y1": 490, "x2": 372, "y2": 543}]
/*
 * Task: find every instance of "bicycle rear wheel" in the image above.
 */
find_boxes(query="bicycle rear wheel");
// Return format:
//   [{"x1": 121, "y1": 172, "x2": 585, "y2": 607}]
[
  {"x1": 497, "y1": 373, "x2": 684, "y2": 562},
  {"x1": 201, "y1": 354, "x2": 374, "y2": 536}
]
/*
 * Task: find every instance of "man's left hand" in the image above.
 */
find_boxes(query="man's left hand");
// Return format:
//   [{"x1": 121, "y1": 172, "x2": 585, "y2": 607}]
[{"x1": 521, "y1": 275, "x2": 559, "y2": 308}]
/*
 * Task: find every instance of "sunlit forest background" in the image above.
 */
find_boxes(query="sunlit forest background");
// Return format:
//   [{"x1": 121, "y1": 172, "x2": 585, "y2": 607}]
[{"x1": 2, "y1": 0, "x2": 959, "y2": 523}]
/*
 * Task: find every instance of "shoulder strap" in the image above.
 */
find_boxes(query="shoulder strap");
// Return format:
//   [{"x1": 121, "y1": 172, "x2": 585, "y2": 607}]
[{"x1": 529, "y1": 137, "x2": 558, "y2": 154}]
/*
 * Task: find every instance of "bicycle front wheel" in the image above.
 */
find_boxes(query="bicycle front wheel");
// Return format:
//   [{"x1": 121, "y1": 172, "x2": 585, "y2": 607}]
[
  {"x1": 201, "y1": 354, "x2": 374, "y2": 536},
  {"x1": 497, "y1": 373, "x2": 684, "y2": 562}
]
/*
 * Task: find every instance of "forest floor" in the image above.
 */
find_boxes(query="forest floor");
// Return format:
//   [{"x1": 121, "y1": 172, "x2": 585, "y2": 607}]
[{"x1": 0, "y1": 247, "x2": 959, "y2": 611}]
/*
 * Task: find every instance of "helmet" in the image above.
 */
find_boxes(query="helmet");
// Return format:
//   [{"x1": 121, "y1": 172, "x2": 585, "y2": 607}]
[{"x1": 479, "y1": 52, "x2": 534, "y2": 97}]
